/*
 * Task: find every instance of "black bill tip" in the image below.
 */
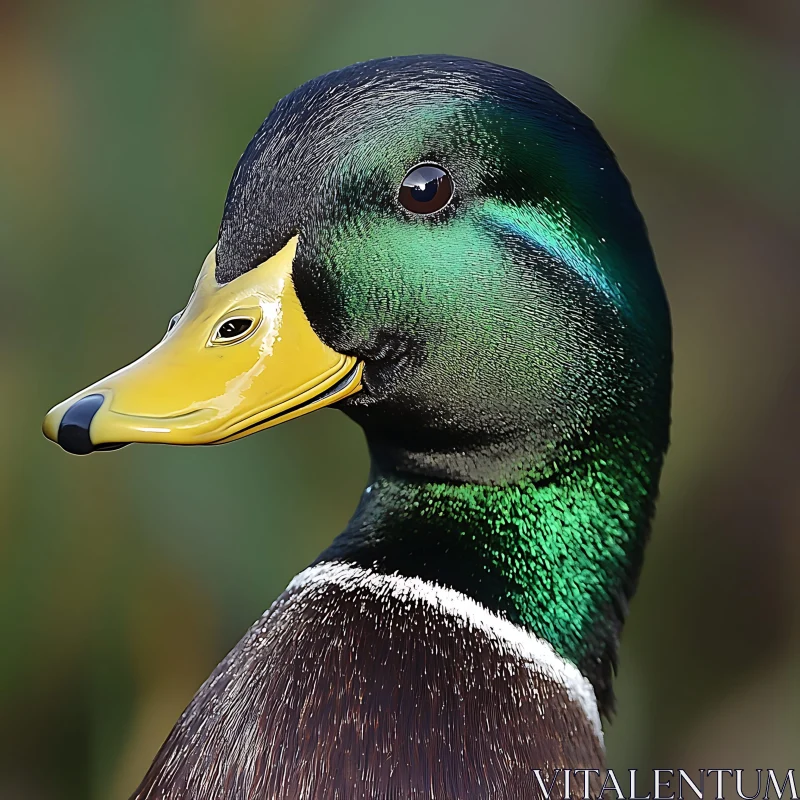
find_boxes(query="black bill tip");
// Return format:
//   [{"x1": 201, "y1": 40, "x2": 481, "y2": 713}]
[{"x1": 57, "y1": 393, "x2": 105, "y2": 455}]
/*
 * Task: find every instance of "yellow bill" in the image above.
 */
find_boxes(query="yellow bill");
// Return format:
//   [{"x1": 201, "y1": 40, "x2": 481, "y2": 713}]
[{"x1": 42, "y1": 237, "x2": 363, "y2": 454}]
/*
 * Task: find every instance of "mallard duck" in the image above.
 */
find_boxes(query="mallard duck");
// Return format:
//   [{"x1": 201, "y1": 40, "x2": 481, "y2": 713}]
[{"x1": 43, "y1": 55, "x2": 671, "y2": 799}]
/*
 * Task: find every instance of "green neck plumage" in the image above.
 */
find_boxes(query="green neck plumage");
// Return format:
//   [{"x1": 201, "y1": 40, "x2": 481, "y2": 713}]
[{"x1": 322, "y1": 417, "x2": 662, "y2": 714}]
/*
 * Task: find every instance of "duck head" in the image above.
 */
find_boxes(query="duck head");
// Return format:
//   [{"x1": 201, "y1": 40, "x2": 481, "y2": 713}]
[
  {"x1": 44, "y1": 54, "x2": 670, "y2": 486},
  {"x1": 43, "y1": 55, "x2": 672, "y2": 715}
]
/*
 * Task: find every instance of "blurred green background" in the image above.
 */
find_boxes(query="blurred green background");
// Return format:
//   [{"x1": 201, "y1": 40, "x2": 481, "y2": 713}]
[{"x1": 2, "y1": 0, "x2": 799, "y2": 797}]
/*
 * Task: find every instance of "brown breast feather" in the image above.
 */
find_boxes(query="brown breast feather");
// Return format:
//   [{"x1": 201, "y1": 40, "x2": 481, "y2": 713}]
[{"x1": 131, "y1": 567, "x2": 604, "y2": 799}]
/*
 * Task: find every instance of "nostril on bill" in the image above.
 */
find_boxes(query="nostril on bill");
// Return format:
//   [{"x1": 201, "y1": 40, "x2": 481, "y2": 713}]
[{"x1": 57, "y1": 393, "x2": 106, "y2": 455}]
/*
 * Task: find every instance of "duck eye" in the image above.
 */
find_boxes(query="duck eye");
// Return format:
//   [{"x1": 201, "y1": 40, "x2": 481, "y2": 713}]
[
  {"x1": 399, "y1": 164, "x2": 453, "y2": 214},
  {"x1": 211, "y1": 317, "x2": 256, "y2": 344}
]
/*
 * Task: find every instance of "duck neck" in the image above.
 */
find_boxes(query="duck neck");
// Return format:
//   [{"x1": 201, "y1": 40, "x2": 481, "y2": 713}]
[{"x1": 320, "y1": 428, "x2": 662, "y2": 715}]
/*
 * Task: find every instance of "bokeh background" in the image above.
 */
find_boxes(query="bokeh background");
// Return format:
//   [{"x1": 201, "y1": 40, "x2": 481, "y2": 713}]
[{"x1": 2, "y1": 1, "x2": 798, "y2": 797}]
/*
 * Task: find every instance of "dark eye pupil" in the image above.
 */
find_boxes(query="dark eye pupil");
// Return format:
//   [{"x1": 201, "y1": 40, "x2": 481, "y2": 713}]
[
  {"x1": 218, "y1": 318, "x2": 252, "y2": 338},
  {"x1": 399, "y1": 164, "x2": 453, "y2": 214},
  {"x1": 410, "y1": 179, "x2": 439, "y2": 203}
]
